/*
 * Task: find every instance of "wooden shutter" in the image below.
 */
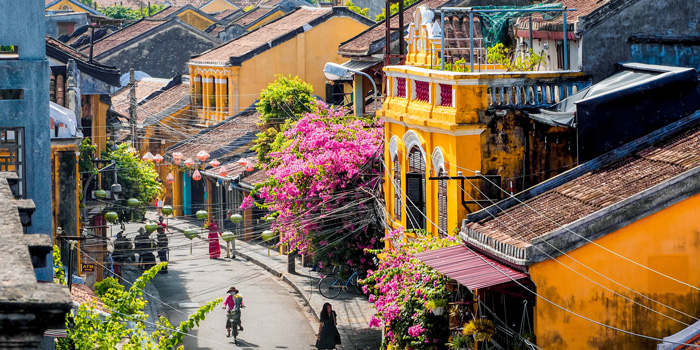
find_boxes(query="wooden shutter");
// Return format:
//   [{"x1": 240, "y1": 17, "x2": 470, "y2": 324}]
[
  {"x1": 393, "y1": 156, "x2": 401, "y2": 220},
  {"x1": 438, "y1": 177, "x2": 447, "y2": 235},
  {"x1": 406, "y1": 147, "x2": 426, "y2": 230}
]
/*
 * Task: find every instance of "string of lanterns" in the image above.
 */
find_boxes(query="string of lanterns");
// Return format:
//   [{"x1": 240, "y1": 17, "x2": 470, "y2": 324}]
[{"x1": 140, "y1": 149, "x2": 255, "y2": 184}]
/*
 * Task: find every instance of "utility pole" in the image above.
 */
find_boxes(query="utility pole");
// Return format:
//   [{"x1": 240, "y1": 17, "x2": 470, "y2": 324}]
[{"x1": 128, "y1": 68, "x2": 137, "y2": 148}]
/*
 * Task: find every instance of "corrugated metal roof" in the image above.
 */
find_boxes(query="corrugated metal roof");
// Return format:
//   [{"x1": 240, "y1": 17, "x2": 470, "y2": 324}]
[{"x1": 414, "y1": 245, "x2": 528, "y2": 290}]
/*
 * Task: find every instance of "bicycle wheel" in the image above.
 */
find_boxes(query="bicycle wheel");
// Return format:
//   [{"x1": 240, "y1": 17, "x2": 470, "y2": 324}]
[
  {"x1": 350, "y1": 274, "x2": 364, "y2": 295},
  {"x1": 319, "y1": 275, "x2": 342, "y2": 299}
]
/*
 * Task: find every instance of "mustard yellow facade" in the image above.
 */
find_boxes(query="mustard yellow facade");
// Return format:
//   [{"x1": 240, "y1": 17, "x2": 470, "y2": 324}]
[
  {"x1": 246, "y1": 10, "x2": 285, "y2": 31},
  {"x1": 176, "y1": 9, "x2": 216, "y2": 31},
  {"x1": 188, "y1": 14, "x2": 371, "y2": 125},
  {"x1": 199, "y1": 0, "x2": 239, "y2": 14},
  {"x1": 46, "y1": 0, "x2": 91, "y2": 13}
]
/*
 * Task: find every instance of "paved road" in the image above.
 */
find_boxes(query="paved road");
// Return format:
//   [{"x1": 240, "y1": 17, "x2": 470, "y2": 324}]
[{"x1": 121, "y1": 222, "x2": 319, "y2": 349}]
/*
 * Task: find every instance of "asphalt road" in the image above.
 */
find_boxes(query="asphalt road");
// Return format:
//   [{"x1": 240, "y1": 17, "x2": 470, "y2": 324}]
[{"x1": 146, "y1": 230, "x2": 319, "y2": 349}]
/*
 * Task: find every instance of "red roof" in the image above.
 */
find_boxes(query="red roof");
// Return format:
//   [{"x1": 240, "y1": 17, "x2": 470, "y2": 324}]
[
  {"x1": 71, "y1": 283, "x2": 110, "y2": 314},
  {"x1": 111, "y1": 79, "x2": 169, "y2": 118},
  {"x1": 232, "y1": 7, "x2": 273, "y2": 27},
  {"x1": 82, "y1": 19, "x2": 165, "y2": 57},
  {"x1": 414, "y1": 245, "x2": 529, "y2": 290}
]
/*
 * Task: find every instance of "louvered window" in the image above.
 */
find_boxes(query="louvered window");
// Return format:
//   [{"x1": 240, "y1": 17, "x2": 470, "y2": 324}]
[
  {"x1": 393, "y1": 156, "x2": 401, "y2": 221},
  {"x1": 406, "y1": 147, "x2": 426, "y2": 230},
  {"x1": 438, "y1": 175, "x2": 447, "y2": 235}
]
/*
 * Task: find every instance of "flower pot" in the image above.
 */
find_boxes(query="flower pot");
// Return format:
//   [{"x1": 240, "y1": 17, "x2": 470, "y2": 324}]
[{"x1": 433, "y1": 306, "x2": 444, "y2": 316}]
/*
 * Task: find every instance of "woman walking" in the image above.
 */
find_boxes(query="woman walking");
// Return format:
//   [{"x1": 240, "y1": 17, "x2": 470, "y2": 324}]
[
  {"x1": 316, "y1": 303, "x2": 341, "y2": 350},
  {"x1": 208, "y1": 220, "x2": 221, "y2": 259}
]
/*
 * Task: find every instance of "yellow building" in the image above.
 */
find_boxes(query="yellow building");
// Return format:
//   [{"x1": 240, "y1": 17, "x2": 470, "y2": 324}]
[
  {"x1": 151, "y1": 5, "x2": 218, "y2": 31},
  {"x1": 187, "y1": 7, "x2": 374, "y2": 125},
  {"x1": 46, "y1": 0, "x2": 103, "y2": 15},
  {"x1": 199, "y1": 0, "x2": 239, "y2": 14}
]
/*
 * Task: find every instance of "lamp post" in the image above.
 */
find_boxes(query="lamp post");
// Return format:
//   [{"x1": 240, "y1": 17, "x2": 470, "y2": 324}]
[{"x1": 323, "y1": 62, "x2": 379, "y2": 113}]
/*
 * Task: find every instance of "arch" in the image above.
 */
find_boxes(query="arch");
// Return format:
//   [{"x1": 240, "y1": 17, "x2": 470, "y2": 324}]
[
  {"x1": 431, "y1": 146, "x2": 446, "y2": 174},
  {"x1": 388, "y1": 136, "x2": 400, "y2": 161},
  {"x1": 403, "y1": 130, "x2": 426, "y2": 162}
]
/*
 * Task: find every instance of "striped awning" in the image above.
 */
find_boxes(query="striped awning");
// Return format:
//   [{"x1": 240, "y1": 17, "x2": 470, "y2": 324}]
[{"x1": 414, "y1": 245, "x2": 529, "y2": 290}]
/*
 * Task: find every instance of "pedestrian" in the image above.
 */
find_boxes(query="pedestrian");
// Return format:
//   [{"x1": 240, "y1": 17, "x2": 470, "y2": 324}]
[
  {"x1": 134, "y1": 227, "x2": 155, "y2": 270},
  {"x1": 222, "y1": 286, "x2": 244, "y2": 339},
  {"x1": 156, "y1": 195, "x2": 164, "y2": 216},
  {"x1": 316, "y1": 303, "x2": 341, "y2": 350},
  {"x1": 156, "y1": 217, "x2": 169, "y2": 274},
  {"x1": 208, "y1": 220, "x2": 221, "y2": 259}
]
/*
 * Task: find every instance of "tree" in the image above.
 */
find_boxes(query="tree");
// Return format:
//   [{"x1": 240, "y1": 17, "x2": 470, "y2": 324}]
[
  {"x1": 345, "y1": 0, "x2": 369, "y2": 17},
  {"x1": 100, "y1": 4, "x2": 166, "y2": 20},
  {"x1": 252, "y1": 75, "x2": 314, "y2": 164},
  {"x1": 375, "y1": 0, "x2": 418, "y2": 21},
  {"x1": 243, "y1": 100, "x2": 384, "y2": 274},
  {"x1": 53, "y1": 246, "x2": 220, "y2": 350}
]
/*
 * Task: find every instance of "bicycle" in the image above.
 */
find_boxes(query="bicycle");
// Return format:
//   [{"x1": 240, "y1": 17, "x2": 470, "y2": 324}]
[{"x1": 318, "y1": 268, "x2": 363, "y2": 299}]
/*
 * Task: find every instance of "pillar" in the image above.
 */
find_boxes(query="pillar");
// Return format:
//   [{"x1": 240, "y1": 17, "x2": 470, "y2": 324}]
[{"x1": 353, "y1": 73, "x2": 364, "y2": 116}]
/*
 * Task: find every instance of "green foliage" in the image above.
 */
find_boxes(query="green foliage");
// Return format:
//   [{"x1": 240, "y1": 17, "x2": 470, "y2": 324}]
[
  {"x1": 444, "y1": 58, "x2": 470, "y2": 72},
  {"x1": 79, "y1": 0, "x2": 95, "y2": 7},
  {"x1": 79, "y1": 138, "x2": 97, "y2": 175},
  {"x1": 57, "y1": 262, "x2": 222, "y2": 350},
  {"x1": 345, "y1": 0, "x2": 369, "y2": 17},
  {"x1": 100, "y1": 4, "x2": 165, "y2": 20},
  {"x1": 448, "y1": 334, "x2": 473, "y2": 349},
  {"x1": 243, "y1": 5, "x2": 254, "y2": 11},
  {"x1": 94, "y1": 277, "x2": 124, "y2": 298},
  {"x1": 375, "y1": 0, "x2": 418, "y2": 21},
  {"x1": 253, "y1": 75, "x2": 314, "y2": 164},
  {"x1": 102, "y1": 143, "x2": 163, "y2": 222},
  {"x1": 53, "y1": 245, "x2": 66, "y2": 286},
  {"x1": 0, "y1": 45, "x2": 15, "y2": 52},
  {"x1": 486, "y1": 43, "x2": 547, "y2": 72}
]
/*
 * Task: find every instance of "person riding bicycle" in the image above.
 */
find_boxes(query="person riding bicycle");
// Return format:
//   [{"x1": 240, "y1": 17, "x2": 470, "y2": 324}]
[{"x1": 223, "y1": 286, "x2": 244, "y2": 339}]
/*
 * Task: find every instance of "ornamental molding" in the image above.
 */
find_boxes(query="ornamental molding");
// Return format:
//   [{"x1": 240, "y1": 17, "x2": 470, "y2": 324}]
[
  {"x1": 403, "y1": 130, "x2": 426, "y2": 162},
  {"x1": 431, "y1": 146, "x2": 445, "y2": 172},
  {"x1": 389, "y1": 136, "x2": 400, "y2": 160}
]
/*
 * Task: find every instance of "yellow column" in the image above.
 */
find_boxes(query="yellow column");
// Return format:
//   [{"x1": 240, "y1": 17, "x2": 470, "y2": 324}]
[{"x1": 173, "y1": 170, "x2": 183, "y2": 217}]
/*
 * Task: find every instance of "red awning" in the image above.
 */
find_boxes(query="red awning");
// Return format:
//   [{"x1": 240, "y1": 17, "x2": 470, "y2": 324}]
[{"x1": 414, "y1": 245, "x2": 529, "y2": 290}]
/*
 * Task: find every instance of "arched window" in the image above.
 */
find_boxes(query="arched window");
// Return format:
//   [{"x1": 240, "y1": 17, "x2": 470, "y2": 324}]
[
  {"x1": 393, "y1": 155, "x2": 401, "y2": 221},
  {"x1": 406, "y1": 146, "x2": 426, "y2": 230},
  {"x1": 437, "y1": 169, "x2": 447, "y2": 235}
]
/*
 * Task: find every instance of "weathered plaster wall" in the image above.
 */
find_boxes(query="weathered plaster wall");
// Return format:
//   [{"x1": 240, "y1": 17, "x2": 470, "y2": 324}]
[
  {"x1": 530, "y1": 192, "x2": 700, "y2": 350},
  {"x1": 45, "y1": 12, "x2": 89, "y2": 38},
  {"x1": 99, "y1": 25, "x2": 220, "y2": 78},
  {"x1": 580, "y1": 0, "x2": 700, "y2": 82},
  {"x1": 177, "y1": 10, "x2": 215, "y2": 31}
]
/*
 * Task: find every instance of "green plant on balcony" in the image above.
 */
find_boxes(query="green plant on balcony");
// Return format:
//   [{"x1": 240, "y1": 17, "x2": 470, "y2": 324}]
[
  {"x1": 486, "y1": 43, "x2": 546, "y2": 72},
  {"x1": 463, "y1": 318, "x2": 496, "y2": 342},
  {"x1": 208, "y1": 94, "x2": 216, "y2": 109},
  {"x1": 447, "y1": 333, "x2": 473, "y2": 350},
  {"x1": 443, "y1": 58, "x2": 470, "y2": 73}
]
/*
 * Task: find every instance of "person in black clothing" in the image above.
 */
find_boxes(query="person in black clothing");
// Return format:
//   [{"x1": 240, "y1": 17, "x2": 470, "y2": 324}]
[
  {"x1": 134, "y1": 227, "x2": 155, "y2": 270},
  {"x1": 113, "y1": 230, "x2": 134, "y2": 263},
  {"x1": 156, "y1": 216, "x2": 169, "y2": 273},
  {"x1": 316, "y1": 303, "x2": 341, "y2": 350}
]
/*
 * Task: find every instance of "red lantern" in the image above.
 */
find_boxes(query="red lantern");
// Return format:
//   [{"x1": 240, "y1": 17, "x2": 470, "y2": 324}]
[
  {"x1": 192, "y1": 169, "x2": 202, "y2": 181},
  {"x1": 142, "y1": 152, "x2": 154, "y2": 161},
  {"x1": 238, "y1": 157, "x2": 247, "y2": 167},
  {"x1": 184, "y1": 158, "x2": 195, "y2": 167},
  {"x1": 209, "y1": 159, "x2": 220, "y2": 168},
  {"x1": 196, "y1": 150, "x2": 210, "y2": 162},
  {"x1": 154, "y1": 154, "x2": 164, "y2": 163},
  {"x1": 219, "y1": 166, "x2": 228, "y2": 177},
  {"x1": 245, "y1": 159, "x2": 254, "y2": 172},
  {"x1": 172, "y1": 152, "x2": 183, "y2": 165},
  {"x1": 166, "y1": 172, "x2": 175, "y2": 184}
]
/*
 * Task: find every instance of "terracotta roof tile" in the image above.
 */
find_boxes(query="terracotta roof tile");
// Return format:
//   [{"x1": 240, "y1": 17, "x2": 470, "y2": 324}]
[
  {"x1": 213, "y1": 8, "x2": 238, "y2": 20},
  {"x1": 93, "y1": 0, "x2": 207, "y2": 8},
  {"x1": 111, "y1": 79, "x2": 169, "y2": 117},
  {"x1": 151, "y1": 5, "x2": 182, "y2": 18},
  {"x1": 518, "y1": 0, "x2": 611, "y2": 28},
  {"x1": 137, "y1": 82, "x2": 191, "y2": 124},
  {"x1": 47, "y1": 36, "x2": 89, "y2": 60},
  {"x1": 465, "y1": 126, "x2": 700, "y2": 249},
  {"x1": 232, "y1": 7, "x2": 274, "y2": 27},
  {"x1": 192, "y1": 7, "x2": 331, "y2": 63},
  {"x1": 71, "y1": 283, "x2": 110, "y2": 314},
  {"x1": 166, "y1": 106, "x2": 260, "y2": 160},
  {"x1": 82, "y1": 19, "x2": 165, "y2": 57},
  {"x1": 239, "y1": 167, "x2": 266, "y2": 185}
]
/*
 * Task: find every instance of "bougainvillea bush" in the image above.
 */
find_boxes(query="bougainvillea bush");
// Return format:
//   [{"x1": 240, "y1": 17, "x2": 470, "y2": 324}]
[
  {"x1": 362, "y1": 228, "x2": 458, "y2": 350},
  {"x1": 242, "y1": 100, "x2": 384, "y2": 274}
]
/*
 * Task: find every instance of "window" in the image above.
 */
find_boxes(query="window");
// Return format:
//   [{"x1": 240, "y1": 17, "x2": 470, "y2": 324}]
[
  {"x1": 438, "y1": 173, "x2": 447, "y2": 235},
  {"x1": 393, "y1": 156, "x2": 401, "y2": 221},
  {"x1": 406, "y1": 147, "x2": 426, "y2": 230},
  {"x1": 556, "y1": 40, "x2": 570, "y2": 70},
  {"x1": 0, "y1": 128, "x2": 25, "y2": 197}
]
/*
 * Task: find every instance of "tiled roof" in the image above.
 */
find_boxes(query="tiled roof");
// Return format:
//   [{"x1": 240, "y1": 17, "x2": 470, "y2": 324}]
[
  {"x1": 111, "y1": 78, "x2": 169, "y2": 117},
  {"x1": 232, "y1": 7, "x2": 273, "y2": 27},
  {"x1": 213, "y1": 8, "x2": 238, "y2": 20},
  {"x1": 46, "y1": 35, "x2": 122, "y2": 87},
  {"x1": 93, "y1": 0, "x2": 207, "y2": 8},
  {"x1": 338, "y1": 0, "x2": 451, "y2": 56},
  {"x1": 239, "y1": 167, "x2": 266, "y2": 185},
  {"x1": 192, "y1": 7, "x2": 331, "y2": 63},
  {"x1": 676, "y1": 333, "x2": 700, "y2": 350},
  {"x1": 152, "y1": 5, "x2": 182, "y2": 18},
  {"x1": 81, "y1": 19, "x2": 165, "y2": 57},
  {"x1": 204, "y1": 157, "x2": 259, "y2": 180},
  {"x1": 519, "y1": 0, "x2": 611, "y2": 28},
  {"x1": 47, "y1": 36, "x2": 89, "y2": 60},
  {"x1": 137, "y1": 82, "x2": 190, "y2": 124},
  {"x1": 207, "y1": 24, "x2": 227, "y2": 36},
  {"x1": 166, "y1": 105, "x2": 260, "y2": 160},
  {"x1": 464, "y1": 125, "x2": 700, "y2": 250},
  {"x1": 71, "y1": 283, "x2": 110, "y2": 314}
]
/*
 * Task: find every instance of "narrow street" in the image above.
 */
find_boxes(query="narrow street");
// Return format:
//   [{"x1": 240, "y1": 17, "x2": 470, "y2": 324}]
[{"x1": 122, "y1": 221, "x2": 318, "y2": 349}]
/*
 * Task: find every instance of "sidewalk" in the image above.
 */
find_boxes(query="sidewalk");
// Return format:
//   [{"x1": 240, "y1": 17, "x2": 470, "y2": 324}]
[{"x1": 149, "y1": 212, "x2": 382, "y2": 350}]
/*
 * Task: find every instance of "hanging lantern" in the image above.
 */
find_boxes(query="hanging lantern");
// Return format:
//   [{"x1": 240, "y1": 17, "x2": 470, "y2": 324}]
[
  {"x1": 166, "y1": 172, "x2": 175, "y2": 184},
  {"x1": 184, "y1": 228, "x2": 199, "y2": 254},
  {"x1": 221, "y1": 231, "x2": 235, "y2": 242},
  {"x1": 245, "y1": 159, "x2": 254, "y2": 172},
  {"x1": 196, "y1": 210, "x2": 208, "y2": 220},
  {"x1": 161, "y1": 205, "x2": 173, "y2": 216},
  {"x1": 265, "y1": 215, "x2": 276, "y2": 223},
  {"x1": 230, "y1": 213, "x2": 243, "y2": 224},
  {"x1": 142, "y1": 152, "x2": 154, "y2": 161},
  {"x1": 261, "y1": 230, "x2": 275, "y2": 241},
  {"x1": 219, "y1": 166, "x2": 228, "y2": 177},
  {"x1": 196, "y1": 150, "x2": 210, "y2": 162},
  {"x1": 209, "y1": 159, "x2": 220, "y2": 168},
  {"x1": 127, "y1": 198, "x2": 140, "y2": 208},
  {"x1": 153, "y1": 154, "x2": 164, "y2": 163},
  {"x1": 105, "y1": 211, "x2": 119, "y2": 223},
  {"x1": 94, "y1": 189, "x2": 107, "y2": 199},
  {"x1": 172, "y1": 152, "x2": 183, "y2": 165},
  {"x1": 144, "y1": 221, "x2": 158, "y2": 233},
  {"x1": 184, "y1": 158, "x2": 195, "y2": 167},
  {"x1": 238, "y1": 158, "x2": 247, "y2": 167},
  {"x1": 192, "y1": 169, "x2": 202, "y2": 181}
]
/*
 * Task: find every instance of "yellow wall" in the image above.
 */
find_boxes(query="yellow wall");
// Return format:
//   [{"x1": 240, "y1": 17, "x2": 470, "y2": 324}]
[
  {"x1": 94, "y1": 96, "x2": 108, "y2": 155},
  {"x1": 46, "y1": 0, "x2": 89, "y2": 12},
  {"x1": 529, "y1": 193, "x2": 700, "y2": 350},
  {"x1": 246, "y1": 10, "x2": 285, "y2": 31},
  {"x1": 177, "y1": 9, "x2": 216, "y2": 31},
  {"x1": 199, "y1": 0, "x2": 238, "y2": 14},
  {"x1": 189, "y1": 15, "x2": 370, "y2": 125}
]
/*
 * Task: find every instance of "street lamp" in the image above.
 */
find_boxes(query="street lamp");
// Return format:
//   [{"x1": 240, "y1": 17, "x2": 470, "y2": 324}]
[{"x1": 323, "y1": 62, "x2": 379, "y2": 112}]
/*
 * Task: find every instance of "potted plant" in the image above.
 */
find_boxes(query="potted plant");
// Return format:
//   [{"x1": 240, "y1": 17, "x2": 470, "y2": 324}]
[
  {"x1": 463, "y1": 318, "x2": 496, "y2": 342},
  {"x1": 447, "y1": 334, "x2": 472, "y2": 350},
  {"x1": 426, "y1": 299, "x2": 448, "y2": 316}
]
